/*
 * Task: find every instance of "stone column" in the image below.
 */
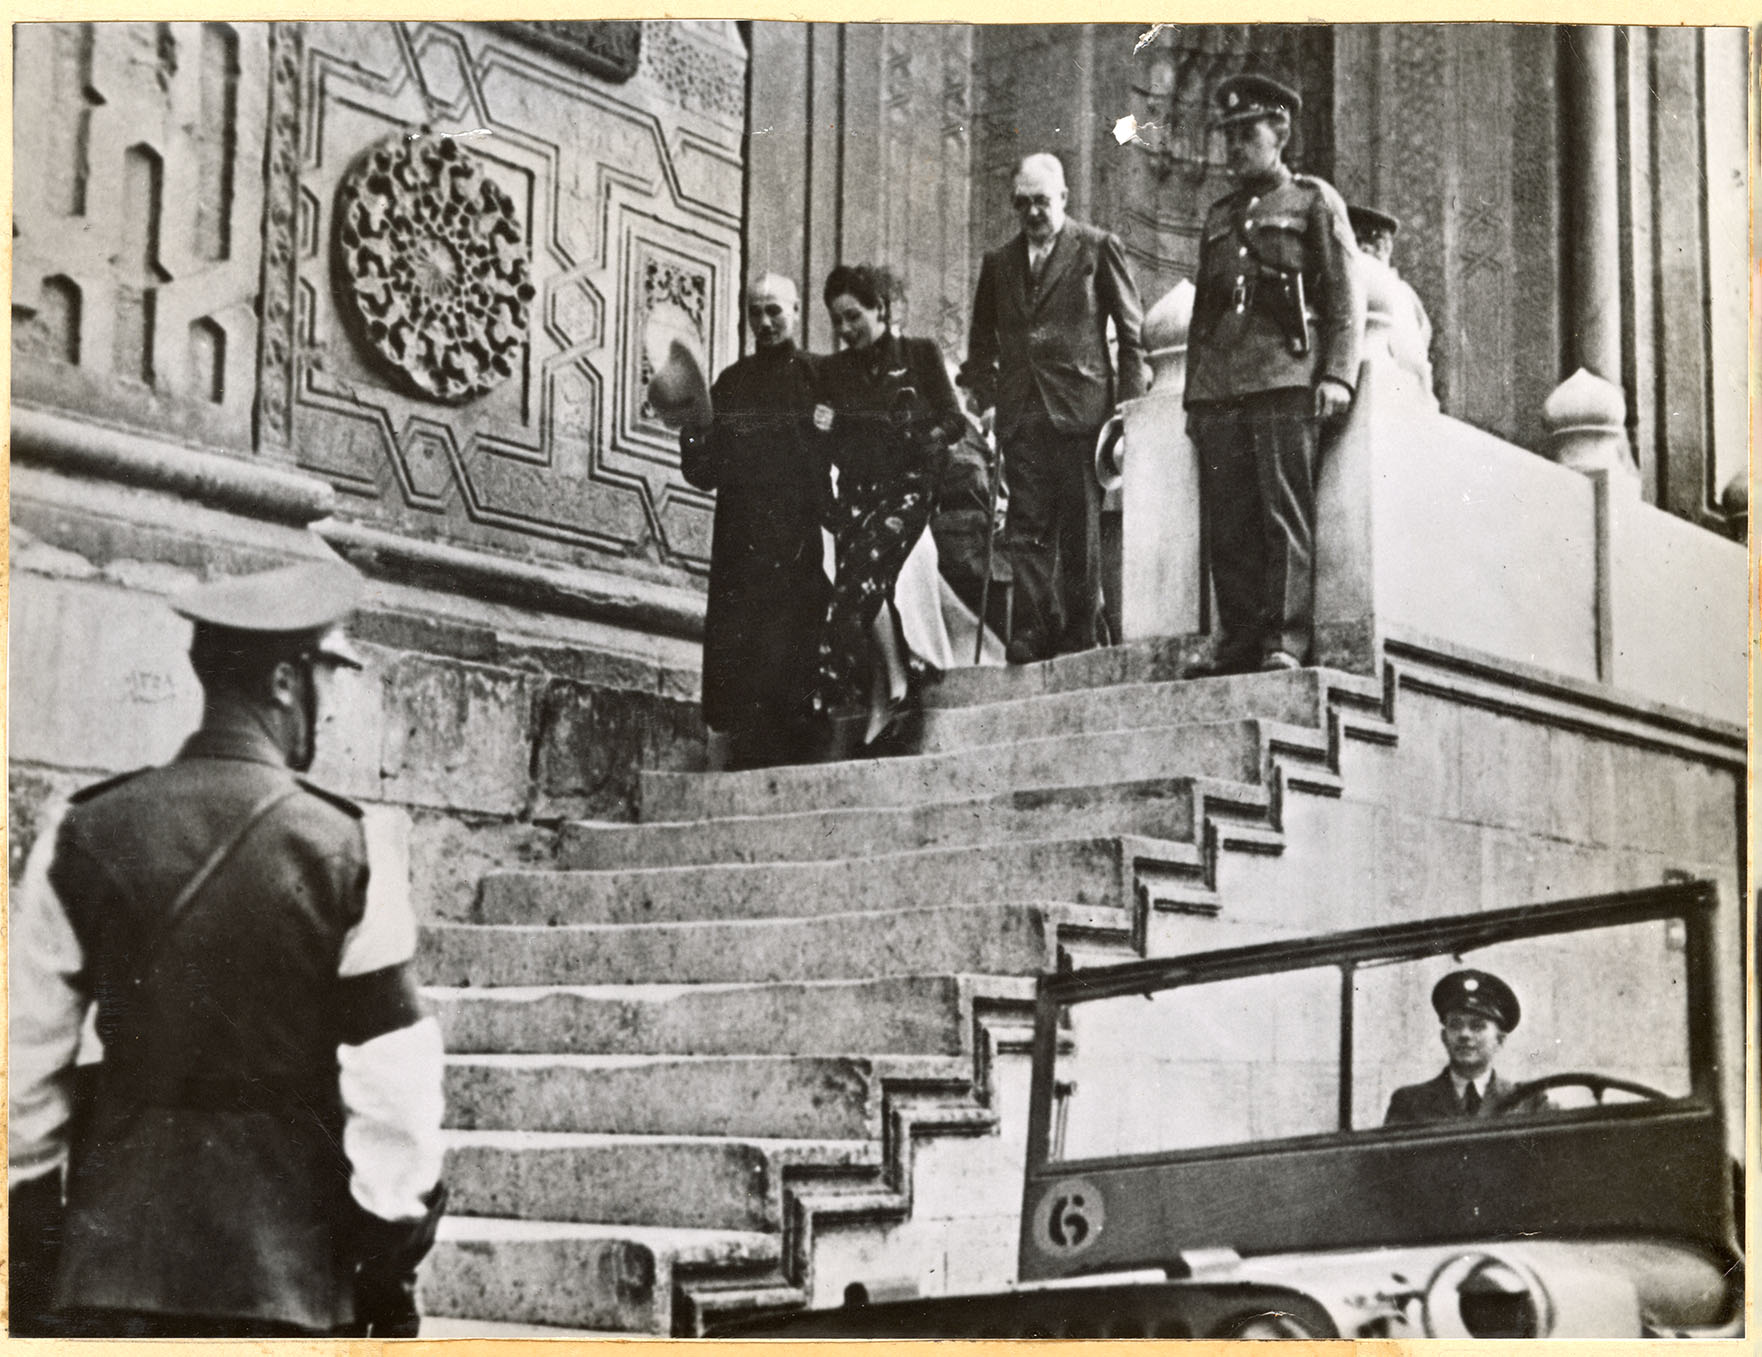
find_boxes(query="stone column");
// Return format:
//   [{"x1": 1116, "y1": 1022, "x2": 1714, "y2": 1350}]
[{"x1": 1562, "y1": 26, "x2": 1622, "y2": 386}]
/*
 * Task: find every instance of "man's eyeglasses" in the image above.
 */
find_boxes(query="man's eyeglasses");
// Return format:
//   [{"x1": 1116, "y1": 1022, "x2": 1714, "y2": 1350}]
[{"x1": 1012, "y1": 194, "x2": 1056, "y2": 212}]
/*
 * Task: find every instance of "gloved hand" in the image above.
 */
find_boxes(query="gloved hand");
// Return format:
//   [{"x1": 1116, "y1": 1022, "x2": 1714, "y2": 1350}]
[
  {"x1": 10, "y1": 1172, "x2": 65, "y2": 1337},
  {"x1": 347, "y1": 1182, "x2": 447, "y2": 1338}
]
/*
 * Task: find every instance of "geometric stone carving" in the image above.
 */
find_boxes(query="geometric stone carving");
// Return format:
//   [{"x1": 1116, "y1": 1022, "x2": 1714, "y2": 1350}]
[
  {"x1": 334, "y1": 133, "x2": 536, "y2": 404},
  {"x1": 492, "y1": 21, "x2": 641, "y2": 83},
  {"x1": 12, "y1": 22, "x2": 268, "y2": 449}
]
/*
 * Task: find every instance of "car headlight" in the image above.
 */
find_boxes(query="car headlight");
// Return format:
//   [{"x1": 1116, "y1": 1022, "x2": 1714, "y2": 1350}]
[
  {"x1": 1423, "y1": 1253, "x2": 1550, "y2": 1339},
  {"x1": 1422, "y1": 1247, "x2": 1645, "y2": 1338}
]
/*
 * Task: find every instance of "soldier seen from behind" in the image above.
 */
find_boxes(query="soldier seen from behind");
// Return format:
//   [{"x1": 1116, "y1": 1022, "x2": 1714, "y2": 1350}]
[{"x1": 8, "y1": 559, "x2": 447, "y2": 1338}]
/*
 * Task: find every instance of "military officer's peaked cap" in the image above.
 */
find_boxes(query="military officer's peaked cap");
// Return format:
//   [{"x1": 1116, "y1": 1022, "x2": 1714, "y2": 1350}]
[
  {"x1": 173, "y1": 559, "x2": 365, "y2": 667},
  {"x1": 1348, "y1": 205, "x2": 1401, "y2": 239},
  {"x1": 1431, "y1": 969, "x2": 1520, "y2": 1032},
  {"x1": 1211, "y1": 73, "x2": 1303, "y2": 128}
]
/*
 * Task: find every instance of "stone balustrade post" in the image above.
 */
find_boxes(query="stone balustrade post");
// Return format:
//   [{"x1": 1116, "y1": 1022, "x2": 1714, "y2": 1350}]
[
  {"x1": 1541, "y1": 367, "x2": 1638, "y2": 488},
  {"x1": 1117, "y1": 281, "x2": 1203, "y2": 641}
]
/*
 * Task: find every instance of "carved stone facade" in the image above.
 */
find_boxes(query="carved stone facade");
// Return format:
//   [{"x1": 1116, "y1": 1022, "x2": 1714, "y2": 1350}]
[
  {"x1": 14, "y1": 20, "x2": 747, "y2": 578},
  {"x1": 279, "y1": 21, "x2": 745, "y2": 573},
  {"x1": 13, "y1": 23, "x2": 270, "y2": 450},
  {"x1": 746, "y1": 23, "x2": 977, "y2": 359},
  {"x1": 1330, "y1": 26, "x2": 1562, "y2": 451}
]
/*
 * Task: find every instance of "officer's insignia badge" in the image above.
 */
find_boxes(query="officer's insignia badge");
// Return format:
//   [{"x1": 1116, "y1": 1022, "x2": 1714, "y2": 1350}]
[
  {"x1": 813, "y1": 404, "x2": 835, "y2": 431},
  {"x1": 1464, "y1": 978, "x2": 1479, "y2": 991}
]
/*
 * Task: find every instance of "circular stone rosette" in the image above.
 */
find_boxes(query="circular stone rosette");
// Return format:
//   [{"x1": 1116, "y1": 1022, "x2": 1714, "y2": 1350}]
[{"x1": 334, "y1": 133, "x2": 536, "y2": 403}]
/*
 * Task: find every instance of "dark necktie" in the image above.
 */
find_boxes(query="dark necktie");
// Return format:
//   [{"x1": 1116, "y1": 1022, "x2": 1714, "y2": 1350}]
[{"x1": 1462, "y1": 1082, "x2": 1482, "y2": 1116}]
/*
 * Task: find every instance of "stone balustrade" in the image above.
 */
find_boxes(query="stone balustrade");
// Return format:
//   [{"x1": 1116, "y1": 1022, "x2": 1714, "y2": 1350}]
[{"x1": 1116, "y1": 285, "x2": 1746, "y2": 728}]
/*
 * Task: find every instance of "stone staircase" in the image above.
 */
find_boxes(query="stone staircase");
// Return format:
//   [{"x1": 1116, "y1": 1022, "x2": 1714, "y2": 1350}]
[{"x1": 417, "y1": 643, "x2": 1398, "y2": 1334}]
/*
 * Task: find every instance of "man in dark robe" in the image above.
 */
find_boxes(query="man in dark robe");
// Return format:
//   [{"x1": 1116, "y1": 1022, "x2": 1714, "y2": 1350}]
[{"x1": 676, "y1": 274, "x2": 831, "y2": 769}]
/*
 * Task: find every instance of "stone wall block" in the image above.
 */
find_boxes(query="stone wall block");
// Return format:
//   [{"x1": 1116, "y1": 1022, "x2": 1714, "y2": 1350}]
[
  {"x1": 409, "y1": 812, "x2": 563, "y2": 925},
  {"x1": 904, "y1": 1132, "x2": 1020, "y2": 1223},
  {"x1": 530, "y1": 678, "x2": 703, "y2": 822},
  {"x1": 1603, "y1": 743, "x2": 1707, "y2": 859},
  {"x1": 10, "y1": 575, "x2": 202, "y2": 773},
  {"x1": 1381, "y1": 811, "x2": 1485, "y2": 920},
  {"x1": 378, "y1": 655, "x2": 537, "y2": 816},
  {"x1": 810, "y1": 1217, "x2": 957, "y2": 1307},
  {"x1": 1331, "y1": 698, "x2": 1460, "y2": 823},
  {"x1": 1544, "y1": 725, "x2": 1619, "y2": 847},
  {"x1": 305, "y1": 649, "x2": 389, "y2": 804},
  {"x1": 1456, "y1": 706, "x2": 1553, "y2": 834},
  {"x1": 1480, "y1": 829, "x2": 1631, "y2": 909},
  {"x1": 1240, "y1": 797, "x2": 1385, "y2": 933},
  {"x1": 1685, "y1": 764, "x2": 1742, "y2": 871}
]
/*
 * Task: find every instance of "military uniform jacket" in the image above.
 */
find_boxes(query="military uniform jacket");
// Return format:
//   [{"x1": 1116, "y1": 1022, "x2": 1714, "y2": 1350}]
[
  {"x1": 1186, "y1": 166, "x2": 1365, "y2": 406},
  {"x1": 962, "y1": 219, "x2": 1149, "y2": 438},
  {"x1": 1383, "y1": 1069, "x2": 1535, "y2": 1126},
  {"x1": 11, "y1": 718, "x2": 439, "y2": 1331}
]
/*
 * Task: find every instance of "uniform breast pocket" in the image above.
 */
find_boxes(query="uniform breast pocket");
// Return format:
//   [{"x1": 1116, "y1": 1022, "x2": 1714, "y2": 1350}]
[{"x1": 1251, "y1": 217, "x2": 1307, "y2": 272}]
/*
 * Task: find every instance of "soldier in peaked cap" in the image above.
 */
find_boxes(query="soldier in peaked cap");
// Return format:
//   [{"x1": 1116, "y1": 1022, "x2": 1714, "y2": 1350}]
[
  {"x1": 1184, "y1": 71, "x2": 1365, "y2": 679},
  {"x1": 9, "y1": 558, "x2": 447, "y2": 1337},
  {"x1": 1384, "y1": 969, "x2": 1542, "y2": 1125},
  {"x1": 1348, "y1": 202, "x2": 1437, "y2": 403}
]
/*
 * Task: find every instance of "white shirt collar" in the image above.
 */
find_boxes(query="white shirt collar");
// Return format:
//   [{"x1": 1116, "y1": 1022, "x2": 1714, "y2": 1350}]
[
  {"x1": 1028, "y1": 229, "x2": 1061, "y2": 268},
  {"x1": 1450, "y1": 1070, "x2": 1491, "y2": 1099}
]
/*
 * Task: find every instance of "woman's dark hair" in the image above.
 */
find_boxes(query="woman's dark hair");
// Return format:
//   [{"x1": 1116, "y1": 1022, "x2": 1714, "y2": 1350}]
[{"x1": 823, "y1": 263, "x2": 891, "y2": 319}]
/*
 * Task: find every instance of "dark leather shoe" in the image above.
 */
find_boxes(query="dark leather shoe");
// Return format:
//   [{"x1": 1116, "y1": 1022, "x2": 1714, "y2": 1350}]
[
  {"x1": 1006, "y1": 635, "x2": 1049, "y2": 665},
  {"x1": 1259, "y1": 650, "x2": 1304, "y2": 672}
]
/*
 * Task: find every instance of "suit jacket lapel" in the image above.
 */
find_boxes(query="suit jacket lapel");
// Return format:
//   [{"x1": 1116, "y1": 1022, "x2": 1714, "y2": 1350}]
[
  {"x1": 1032, "y1": 228, "x2": 1078, "y2": 311},
  {"x1": 1006, "y1": 235, "x2": 1034, "y2": 316}
]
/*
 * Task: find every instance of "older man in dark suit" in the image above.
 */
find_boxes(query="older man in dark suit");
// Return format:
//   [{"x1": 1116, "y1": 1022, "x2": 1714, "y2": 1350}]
[
  {"x1": 962, "y1": 153, "x2": 1148, "y2": 663},
  {"x1": 1385, "y1": 970, "x2": 1541, "y2": 1125}
]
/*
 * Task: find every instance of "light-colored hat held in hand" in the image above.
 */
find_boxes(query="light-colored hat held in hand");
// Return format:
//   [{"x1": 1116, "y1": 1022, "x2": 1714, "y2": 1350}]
[{"x1": 644, "y1": 307, "x2": 712, "y2": 430}]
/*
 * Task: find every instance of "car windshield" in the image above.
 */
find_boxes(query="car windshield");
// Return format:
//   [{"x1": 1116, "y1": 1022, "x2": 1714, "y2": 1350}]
[{"x1": 1051, "y1": 913, "x2": 1694, "y2": 1164}]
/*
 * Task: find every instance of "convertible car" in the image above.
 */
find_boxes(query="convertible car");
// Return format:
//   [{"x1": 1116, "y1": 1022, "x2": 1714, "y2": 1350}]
[{"x1": 714, "y1": 881, "x2": 1744, "y2": 1339}]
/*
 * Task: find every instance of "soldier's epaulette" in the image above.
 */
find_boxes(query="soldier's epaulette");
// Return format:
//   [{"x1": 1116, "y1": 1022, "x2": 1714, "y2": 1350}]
[
  {"x1": 68, "y1": 767, "x2": 151, "y2": 804},
  {"x1": 1292, "y1": 173, "x2": 1341, "y2": 200},
  {"x1": 295, "y1": 777, "x2": 365, "y2": 820}
]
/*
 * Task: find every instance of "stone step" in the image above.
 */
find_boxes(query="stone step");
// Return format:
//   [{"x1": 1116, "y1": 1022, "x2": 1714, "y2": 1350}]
[
  {"x1": 423, "y1": 1216, "x2": 780, "y2": 1335},
  {"x1": 444, "y1": 1129, "x2": 875, "y2": 1232},
  {"x1": 921, "y1": 636, "x2": 1203, "y2": 709},
  {"x1": 421, "y1": 901, "x2": 1101, "y2": 987},
  {"x1": 444, "y1": 1053, "x2": 969, "y2": 1139},
  {"x1": 560, "y1": 776, "x2": 1232, "y2": 870},
  {"x1": 641, "y1": 717, "x2": 1273, "y2": 821},
  {"x1": 431, "y1": 974, "x2": 1033, "y2": 1056},
  {"x1": 914, "y1": 667, "x2": 1337, "y2": 754},
  {"x1": 482, "y1": 835, "x2": 1187, "y2": 925}
]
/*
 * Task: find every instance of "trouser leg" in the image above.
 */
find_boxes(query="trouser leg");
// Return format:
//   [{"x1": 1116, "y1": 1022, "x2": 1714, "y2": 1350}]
[
  {"x1": 1190, "y1": 402, "x2": 1265, "y2": 669},
  {"x1": 1001, "y1": 413, "x2": 1061, "y2": 656},
  {"x1": 1004, "y1": 407, "x2": 1101, "y2": 657},
  {"x1": 1248, "y1": 390, "x2": 1320, "y2": 663},
  {"x1": 1053, "y1": 433, "x2": 1105, "y2": 654}
]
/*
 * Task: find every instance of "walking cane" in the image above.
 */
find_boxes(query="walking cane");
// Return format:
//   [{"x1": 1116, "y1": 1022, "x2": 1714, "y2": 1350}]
[{"x1": 974, "y1": 413, "x2": 1004, "y2": 666}]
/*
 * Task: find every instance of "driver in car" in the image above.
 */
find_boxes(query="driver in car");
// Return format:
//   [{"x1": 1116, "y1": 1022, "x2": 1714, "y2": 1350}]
[{"x1": 1384, "y1": 970, "x2": 1541, "y2": 1124}]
